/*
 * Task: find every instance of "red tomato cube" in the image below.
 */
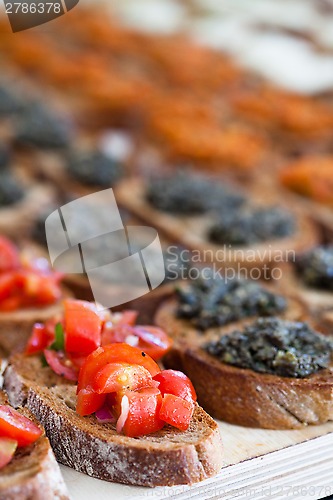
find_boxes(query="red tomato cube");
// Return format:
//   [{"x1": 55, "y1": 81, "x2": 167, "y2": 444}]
[{"x1": 159, "y1": 394, "x2": 194, "y2": 431}]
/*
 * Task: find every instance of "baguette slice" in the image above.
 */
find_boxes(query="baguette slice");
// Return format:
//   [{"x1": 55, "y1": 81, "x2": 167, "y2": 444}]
[
  {"x1": 153, "y1": 297, "x2": 333, "y2": 430},
  {"x1": 3, "y1": 354, "x2": 223, "y2": 487},
  {"x1": 0, "y1": 391, "x2": 69, "y2": 500},
  {"x1": 115, "y1": 177, "x2": 319, "y2": 272},
  {"x1": 0, "y1": 291, "x2": 71, "y2": 357}
]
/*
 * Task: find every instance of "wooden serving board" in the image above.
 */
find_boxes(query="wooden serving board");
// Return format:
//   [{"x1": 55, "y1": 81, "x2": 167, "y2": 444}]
[{"x1": 61, "y1": 419, "x2": 333, "y2": 500}]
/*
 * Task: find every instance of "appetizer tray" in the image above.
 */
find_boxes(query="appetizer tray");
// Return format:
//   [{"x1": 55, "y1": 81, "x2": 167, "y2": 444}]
[{"x1": 62, "y1": 420, "x2": 333, "y2": 500}]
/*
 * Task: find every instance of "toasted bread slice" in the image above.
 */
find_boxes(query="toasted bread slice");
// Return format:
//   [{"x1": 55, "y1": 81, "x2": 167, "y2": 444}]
[
  {"x1": 161, "y1": 342, "x2": 333, "y2": 430},
  {"x1": 0, "y1": 391, "x2": 69, "y2": 500},
  {"x1": 0, "y1": 291, "x2": 71, "y2": 357},
  {"x1": 3, "y1": 354, "x2": 223, "y2": 487},
  {"x1": 153, "y1": 297, "x2": 333, "y2": 430},
  {"x1": 115, "y1": 177, "x2": 319, "y2": 273}
]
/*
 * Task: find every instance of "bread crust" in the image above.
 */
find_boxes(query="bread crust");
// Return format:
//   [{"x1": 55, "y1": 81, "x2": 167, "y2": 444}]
[
  {"x1": 154, "y1": 297, "x2": 333, "y2": 429},
  {"x1": 0, "y1": 391, "x2": 69, "y2": 500},
  {"x1": 3, "y1": 354, "x2": 223, "y2": 487}
]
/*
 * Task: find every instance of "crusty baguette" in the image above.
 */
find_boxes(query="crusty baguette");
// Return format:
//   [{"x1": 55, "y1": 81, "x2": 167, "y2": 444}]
[
  {"x1": 162, "y1": 344, "x2": 333, "y2": 430},
  {"x1": 115, "y1": 177, "x2": 319, "y2": 273},
  {"x1": 0, "y1": 291, "x2": 71, "y2": 357},
  {"x1": 3, "y1": 354, "x2": 223, "y2": 487},
  {"x1": 0, "y1": 391, "x2": 69, "y2": 500},
  {"x1": 152, "y1": 297, "x2": 333, "y2": 430}
]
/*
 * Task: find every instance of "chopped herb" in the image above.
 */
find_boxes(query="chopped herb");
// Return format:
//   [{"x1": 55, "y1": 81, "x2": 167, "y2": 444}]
[{"x1": 49, "y1": 323, "x2": 65, "y2": 352}]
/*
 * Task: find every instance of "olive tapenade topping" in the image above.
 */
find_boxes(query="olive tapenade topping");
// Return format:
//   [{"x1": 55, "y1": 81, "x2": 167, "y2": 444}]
[
  {"x1": 295, "y1": 245, "x2": 333, "y2": 291},
  {"x1": 209, "y1": 206, "x2": 295, "y2": 246},
  {"x1": 14, "y1": 102, "x2": 71, "y2": 149},
  {"x1": 146, "y1": 170, "x2": 245, "y2": 215},
  {"x1": 0, "y1": 85, "x2": 22, "y2": 116},
  {"x1": 66, "y1": 150, "x2": 122, "y2": 187},
  {"x1": 205, "y1": 317, "x2": 333, "y2": 378},
  {"x1": 176, "y1": 274, "x2": 287, "y2": 330},
  {"x1": 0, "y1": 144, "x2": 10, "y2": 170},
  {"x1": 0, "y1": 171, "x2": 24, "y2": 207}
]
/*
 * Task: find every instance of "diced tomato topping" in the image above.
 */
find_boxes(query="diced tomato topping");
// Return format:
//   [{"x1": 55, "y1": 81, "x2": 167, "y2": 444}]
[
  {"x1": 113, "y1": 387, "x2": 164, "y2": 438},
  {"x1": 64, "y1": 299, "x2": 102, "y2": 356},
  {"x1": 131, "y1": 326, "x2": 173, "y2": 360},
  {"x1": 101, "y1": 323, "x2": 137, "y2": 346},
  {"x1": 101, "y1": 323, "x2": 172, "y2": 361},
  {"x1": 76, "y1": 387, "x2": 106, "y2": 416},
  {"x1": 0, "y1": 237, "x2": 19, "y2": 273},
  {"x1": 159, "y1": 394, "x2": 194, "y2": 431},
  {"x1": 115, "y1": 310, "x2": 138, "y2": 326},
  {"x1": 25, "y1": 323, "x2": 55, "y2": 355},
  {"x1": 43, "y1": 350, "x2": 78, "y2": 381},
  {"x1": 67, "y1": 353, "x2": 87, "y2": 371},
  {"x1": 153, "y1": 370, "x2": 197, "y2": 403},
  {"x1": 0, "y1": 405, "x2": 42, "y2": 447},
  {"x1": 93, "y1": 362, "x2": 153, "y2": 394},
  {"x1": 0, "y1": 437, "x2": 17, "y2": 469},
  {"x1": 0, "y1": 296, "x2": 21, "y2": 312},
  {"x1": 77, "y1": 343, "x2": 160, "y2": 393},
  {"x1": 0, "y1": 273, "x2": 17, "y2": 303},
  {"x1": 0, "y1": 238, "x2": 63, "y2": 312}
]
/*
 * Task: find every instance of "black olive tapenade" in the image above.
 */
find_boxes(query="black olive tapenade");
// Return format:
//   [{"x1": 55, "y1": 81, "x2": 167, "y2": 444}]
[
  {"x1": 66, "y1": 150, "x2": 122, "y2": 187},
  {"x1": 0, "y1": 144, "x2": 10, "y2": 170},
  {"x1": 0, "y1": 171, "x2": 25, "y2": 207},
  {"x1": 0, "y1": 85, "x2": 22, "y2": 116},
  {"x1": 209, "y1": 206, "x2": 295, "y2": 246},
  {"x1": 205, "y1": 317, "x2": 333, "y2": 378},
  {"x1": 146, "y1": 170, "x2": 245, "y2": 215},
  {"x1": 295, "y1": 245, "x2": 333, "y2": 291},
  {"x1": 14, "y1": 102, "x2": 70, "y2": 149},
  {"x1": 176, "y1": 274, "x2": 287, "y2": 330}
]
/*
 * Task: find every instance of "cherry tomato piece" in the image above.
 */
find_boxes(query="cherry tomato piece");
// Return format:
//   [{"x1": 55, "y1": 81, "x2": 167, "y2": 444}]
[
  {"x1": 76, "y1": 387, "x2": 106, "y2": 416},
  {"x1": 77, "y1": 344, "x2": 160, "y2": 393},
  {"x1": 0, "y1": 405, "x2": 42, "y2": 447},
  {"x1": 93, "y1": 362, "x2": 153, "y2": 394},
  {"x1": 101, "y1": 324, "x2": 172, "y2": 361},
  {"x1": 25, "y1": 323, "x2": 54, "y2": 356},
  {"x1": 132, "y1": 326, "x2": 173, "y2": 360},
  {"x1": 44, "y1": 350, "x2": 78, "y2": 381},
  {"x1": 113, "y1": 387, "x2": 164, "y2": 438},
  {"x1": 153, "y1": 370, "x2": 197, "y2": 403},
  {"x1": 64, "y1": 299, "x2": 102, "y2": 356},
  {"x1": 113, "y1": 310, "x2": 138, "y2": 326},
  {"x1": 159, "y1": 394, "x2": 194, "y2": 431},
  {"x1": 0, "y1": 273, "x2": 16, "y2": 302}
]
